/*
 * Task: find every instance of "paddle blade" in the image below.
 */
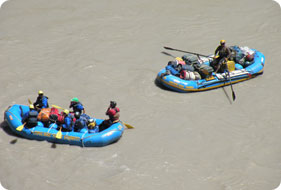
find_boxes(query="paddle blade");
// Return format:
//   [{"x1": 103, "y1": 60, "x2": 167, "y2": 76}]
[
  {"x1": 232, "y1": 91, "x2": 236, "y2": 101},
  {"x1": 28, "y1": 99, "x2": 32, "y2": 105},
  {"x1": 56, "y1": 128, "x2": 62, "y2": 139},
  {"x1": 52, "y1": 105, "x2": 64, "y2": 110},
  {"x1": 16, "y1": 124, "x2": 24, "y2": 131},
  {"x1": 123, "y1": 122, "x2": 134, "y2": 129}
]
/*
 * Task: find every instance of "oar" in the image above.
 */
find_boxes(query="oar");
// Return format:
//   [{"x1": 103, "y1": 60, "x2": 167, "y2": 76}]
[
  {"x1": 28, "y1": 99, "x2": 39, "y2": 110},
  {"x1": 16, "y1": 123, "x2": 26, "y2": 131},
  {"x1": 52, "y1": 105, "x2": 64, "y2": 110},
  {"x1": 161, "y1": 51, "x2": 176, "y2": 58},
  {"x1": 56, "y1": 127, "x2": 62, "y2": 139},
  {"x1": 227, "y1": 70, "x2": 236, "y2": 101},
  {"x1": 164, "y1": 46, "x2": 213, "y2": 58},
  {"x1": 122, "y1": 122, "x2": 134, "y2": 129}
]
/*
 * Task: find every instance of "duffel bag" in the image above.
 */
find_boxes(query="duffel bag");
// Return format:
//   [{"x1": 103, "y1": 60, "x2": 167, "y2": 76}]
[{"x1": 37, "y1": 108, "x2": 51, "y2": 122}]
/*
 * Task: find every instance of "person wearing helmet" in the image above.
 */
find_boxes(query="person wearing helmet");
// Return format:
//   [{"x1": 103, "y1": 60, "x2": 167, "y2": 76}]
[
  {"x1": 33, "y1": 90, "x2": 49, "y2": 111},
  {"x1": 211, "y1": 40, "x2": 231, "y2": 73},
  {"x1": 106, "y1": 101, "x2": 120, "y2": 121},
  {"x1": 87, "y1": 118, "x2": 99, "y2": 133},
  {"x1": 22, "y1": 104, "x2": 39, "y2": 128},
  {"x1": 73, "y1": 111, "x2": 88, "y2": 132},
  {"x1": 69, "y1": 97, "x2": 85, "y2": 114},
  {"x1": 99, "y1": 101, "x2": 120, "y2": 132},
  {"x1": 61, "y1": 109, "x2": 73, "y2": 131}
]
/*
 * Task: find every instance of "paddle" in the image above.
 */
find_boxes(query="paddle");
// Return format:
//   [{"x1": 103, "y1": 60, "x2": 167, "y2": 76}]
[
  {"x1": 16, "y1": 122, "x2": 26, "y2": 131},
  {"x1": 227, "y1": 70, "x2": 236, "y2": 101},
  {"x1": 164, "y1": 46, "x2": 213, "y2": 58},
  {"x1": 161, "y1": 51, "x2": 176, "y2": 58},
  {"x1": 50, "y1": 105, "x2": 64, "y2": 139},
  {"x1": 52, "y1": 105, "x2": 64, "y2": 110},
  {"x1": 56, "y1": 127, "x2": 62, "y2": 139},
  {"x1": 222, "y1": 60, "x2": 236, "y2": 101},
  {"x1": 122, "y1": 122, "x2": 134, "y2": 129},
  {"x1": 28, "y1": 98, "x2": 40, "y2": 110}
]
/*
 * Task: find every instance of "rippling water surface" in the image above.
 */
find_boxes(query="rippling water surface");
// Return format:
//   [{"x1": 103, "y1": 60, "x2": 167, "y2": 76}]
[{"x1": 0, "y1": 0, "x2": 281, "y2": 190}]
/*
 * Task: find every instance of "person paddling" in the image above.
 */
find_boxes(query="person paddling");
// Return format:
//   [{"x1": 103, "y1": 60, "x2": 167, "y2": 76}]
[
  {"x1": 211, "y1": 40, "x2": 231, "y2": 73},
  {"x1": 33, "y1": 90, "x2": 49, "y2": 111},
  {"x1": 61, "y1": 109, "x2": 73, "y2": 132},
  {"x1": 99, "y1": 101, "x2": 120, "y2": 132},
  {"x1": 22, "y1": 104, "x2": 39, "y2": 128},
  {"x1": 69, "y1": 97, "x2": 85, "y2": 114}
]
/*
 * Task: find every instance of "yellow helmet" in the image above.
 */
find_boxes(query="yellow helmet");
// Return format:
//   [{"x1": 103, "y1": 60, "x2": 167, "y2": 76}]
[
  {"x1": 38, "y1": 90, "x2": 44, "y2": 95},
  {"x1": 63, "y1": 109, "x2": 70, "y2": 115},
  {"x1": 88, "y1": 122, "x2": 96, "y2": 129},
  {"x1": 29, "y1": 104, "x2": 34, "y2": 109},
  {"x1": 220, "y1": 40, "x2": 226, "y2": 45}
]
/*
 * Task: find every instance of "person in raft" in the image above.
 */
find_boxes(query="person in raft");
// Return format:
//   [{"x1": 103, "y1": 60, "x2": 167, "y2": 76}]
[
  {"x1": 87, "y1": 118, "x2": 99, "y2": 133},
  {"x1": 61, "y1": 109, "x2": 73, "y2": 132},
  {"x1": 211, "y1": 40, "x2": 231, "y2": 73},
  {"x1": 33, "y1": 90, "x2": 49, "y2": 111},
  {"x1": 69, "y1": 97, "x2": 85, "y2": 114},
  {"x1": 22, "y1": 104, "x2": 39, "y2": 128},
  {"x1": 98, "y1": 101, "x2": 120, "y2": 132},
  {"x1": 73, "y1": 111, "x2": 88, "y2": 132}
]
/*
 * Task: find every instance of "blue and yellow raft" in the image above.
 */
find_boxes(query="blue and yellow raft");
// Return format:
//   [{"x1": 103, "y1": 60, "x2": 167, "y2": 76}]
[
  {"x1": 157, "y1": 49, "x2": 265, "y2": 92},
  {"x1": 4, "y1": 104, "x2": 124, "y2": 147}
]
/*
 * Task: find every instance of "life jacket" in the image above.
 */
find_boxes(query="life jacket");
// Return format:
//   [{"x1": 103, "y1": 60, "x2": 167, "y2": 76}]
[
  {"x1": 74, "y1": 118, "x2": 87, "y2": 132},
  {"x1": 70, "y1": 102, "x2": 84, "y2": 113},
  {"x1": 49, "y1": 108, "x2": 60, "y2": 123},
  {"x1": 62, "y1": 114, "x2": 74, "y2": 131},
  {"x1": 27, "y1": 110, "x2": 38, "y2": 128},
  {"x1": 106, "y1": 107, "x2": 120, "y2": 121},
  {"x1": 35, "y1": 96, "x2": 49, "y2": 108}
]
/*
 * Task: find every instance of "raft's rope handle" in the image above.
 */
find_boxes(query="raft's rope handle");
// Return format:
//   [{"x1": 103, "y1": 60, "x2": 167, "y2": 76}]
[
  {"x1": 47, "y1": 123, "x2": 56, "y2": 133},
  {"x1": 80, "y1": 130, "x2": 88, "y2": 147}
]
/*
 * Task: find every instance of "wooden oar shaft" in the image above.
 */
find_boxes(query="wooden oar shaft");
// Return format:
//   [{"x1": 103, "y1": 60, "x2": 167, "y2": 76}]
[
  {"x1": 225, "y1": 69, "x2": 236, "y2": 101},
  {"x1": 164, "y1": 46, "x2": 212, "y2": 58},
  {"x1": 52, "y1": 105, "x2": 64, "y2": 110}
]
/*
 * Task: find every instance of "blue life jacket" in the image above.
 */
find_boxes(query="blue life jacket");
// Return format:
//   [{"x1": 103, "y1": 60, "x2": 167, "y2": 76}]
[
  {"x1": 70, "y1": 102, "x2": 84, "y2": 113},
  {"x1": 34, "y1": 96, "x2": 49, "y2": 108},
  {"x1": 62, "y1": 114, "x2": 73, "y2": 131},
  {"x1": 74, "y1": 117, "x2": 87, "y2": 132}
]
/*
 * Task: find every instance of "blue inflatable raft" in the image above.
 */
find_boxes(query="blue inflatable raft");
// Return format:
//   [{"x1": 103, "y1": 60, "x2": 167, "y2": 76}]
[
  {"x1": 157, "y1": 48, "x2": 265, "y2": 92},
  {"x1": 4, "y1": 104, "x2": 125, "y2": 147}
]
